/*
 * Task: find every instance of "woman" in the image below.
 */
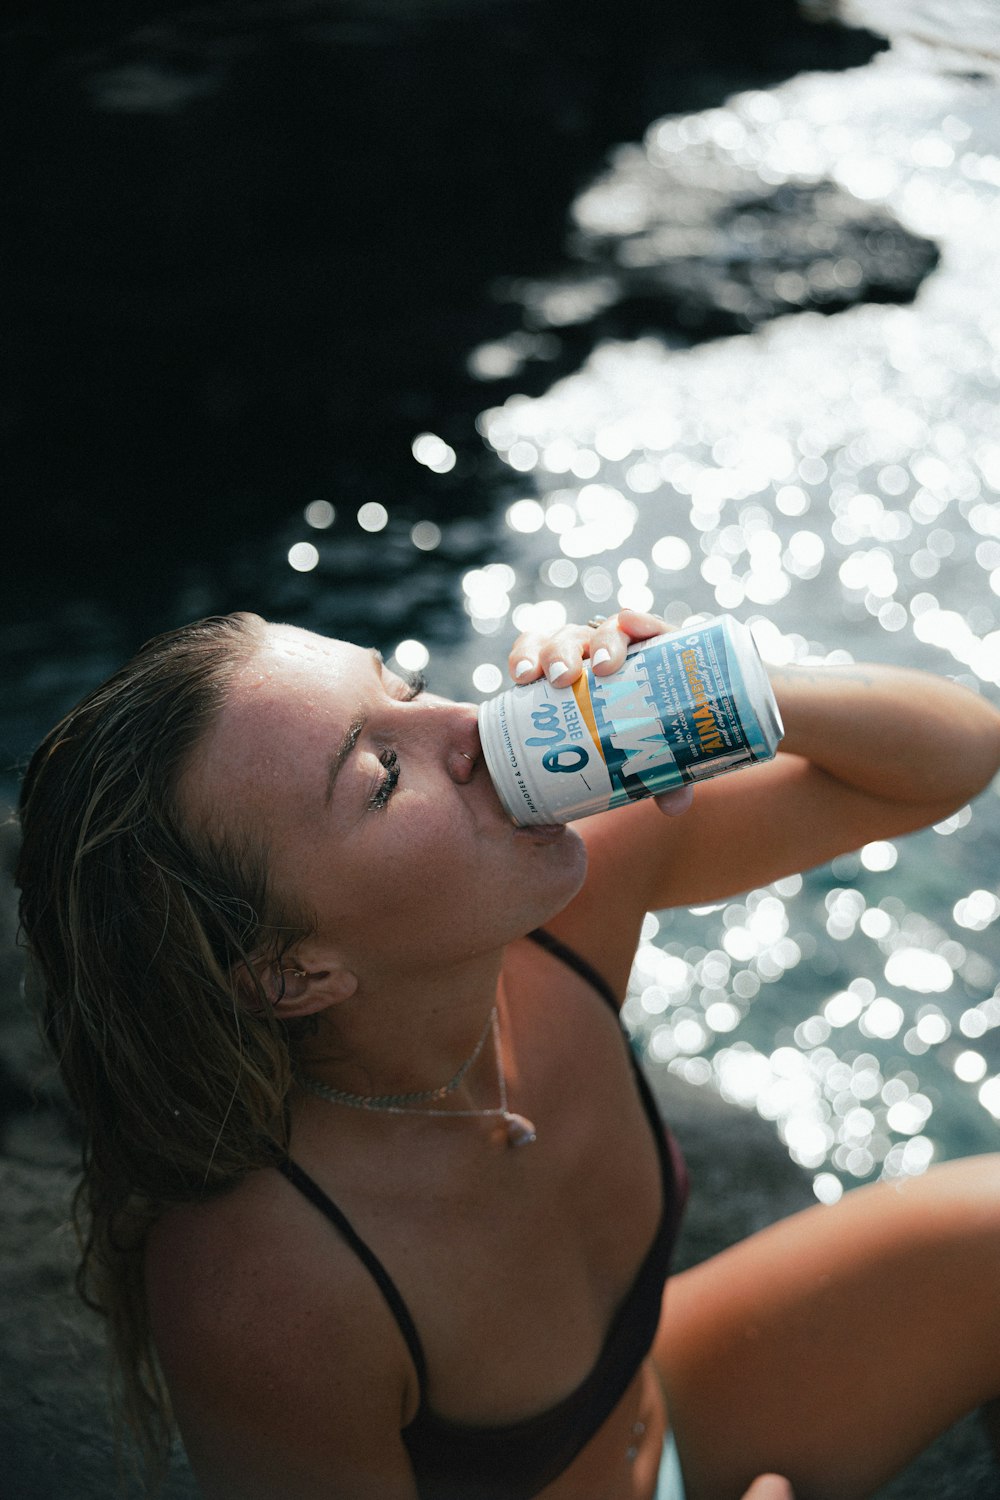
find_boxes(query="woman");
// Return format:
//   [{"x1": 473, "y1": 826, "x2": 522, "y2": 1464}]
[{"x1": 15, "y1": 605, "x2": 1000, "y2": 1500}]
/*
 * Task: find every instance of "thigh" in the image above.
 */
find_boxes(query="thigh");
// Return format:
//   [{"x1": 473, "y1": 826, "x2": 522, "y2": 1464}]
[{"x1": 655, "y1": 1155, "x2": 1000, "y2": 1500}]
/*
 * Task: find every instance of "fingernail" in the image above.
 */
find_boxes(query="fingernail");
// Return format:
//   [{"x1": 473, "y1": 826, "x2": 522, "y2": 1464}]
[
  {"x1": 548, "y1": 659, "x2": 571, "y2": 685},
  {"x1": 658, "y1": 786, "x2": 694, "y2": 817},
  {"x1": 514, "y1": 658, "x2": 534, "y2": 679},
  {"x1": 592, "y1": 647, "x2": 612, "y2": 669}
]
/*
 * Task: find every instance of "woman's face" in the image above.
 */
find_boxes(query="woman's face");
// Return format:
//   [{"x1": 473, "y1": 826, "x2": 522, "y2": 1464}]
[{"x1": 182, "y1": 624, "x2": 587, "y2": 979}]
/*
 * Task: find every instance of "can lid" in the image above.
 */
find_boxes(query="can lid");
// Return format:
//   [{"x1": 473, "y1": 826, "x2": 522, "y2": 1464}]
[
  {"x1": 754, "y1": 673, "x2": 785, "y2": 750},
  {"x1": 477, "y1": 694, "x2": 543, "y2": 825},
  {"x1": 735, "y1": 619, "x2": 785, "y2": 752}
]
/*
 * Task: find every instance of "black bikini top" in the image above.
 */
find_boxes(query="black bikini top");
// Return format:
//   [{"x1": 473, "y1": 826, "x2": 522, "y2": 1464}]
[{"x1": 277, "y1": 928, "x2": 688, "y2": 1500}]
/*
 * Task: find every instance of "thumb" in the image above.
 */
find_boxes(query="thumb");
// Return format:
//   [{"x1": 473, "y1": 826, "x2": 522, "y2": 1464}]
[{"x1": 654, "y1": 785, "x2": 694, "y2": 818}]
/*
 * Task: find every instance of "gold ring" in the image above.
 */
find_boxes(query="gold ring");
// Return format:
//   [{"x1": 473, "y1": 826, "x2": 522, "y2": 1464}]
[{"x1": 586, "y1": 615, "x2": 607, "y2": 629}]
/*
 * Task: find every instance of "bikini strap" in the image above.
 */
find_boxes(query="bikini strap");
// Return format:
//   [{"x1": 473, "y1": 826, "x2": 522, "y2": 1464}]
[
  {"x1": 276, "y1": 1155, "x2": 429, "y2": 1394},
  {"x1": 526, "y1": 927, "x2": 619, "y2": 1013},
  {"x1": 528, "y1": 930, "x2": 686, "y2": 1230}
]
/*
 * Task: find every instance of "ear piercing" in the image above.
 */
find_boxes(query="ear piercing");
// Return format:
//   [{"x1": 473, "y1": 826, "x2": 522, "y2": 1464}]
[{"x1": 271, "y1": 966, "x2": 307, "y2": 1007}]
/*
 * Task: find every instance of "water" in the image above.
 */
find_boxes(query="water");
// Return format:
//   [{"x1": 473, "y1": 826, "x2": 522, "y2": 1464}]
[
  {"x1": 0, "y1": 0, "x2": 881, "y2": 789},
  {"x1": 5, "y1": 2, "x2": 1000, "y2": 1198},
  {"x1": 458, "y1": 9, "x2": 1000, "y2": 1200}
]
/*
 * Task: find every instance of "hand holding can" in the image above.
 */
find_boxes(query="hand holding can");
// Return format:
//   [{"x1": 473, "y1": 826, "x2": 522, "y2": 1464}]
[{"x1": 480, "y1": 614, "x2": 784, "y2": 827}]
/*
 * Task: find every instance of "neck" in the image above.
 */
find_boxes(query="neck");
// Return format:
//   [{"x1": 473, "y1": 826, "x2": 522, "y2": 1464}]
[{"x1": 294, "y1": 946, "x2": 507, "y2": 1106}]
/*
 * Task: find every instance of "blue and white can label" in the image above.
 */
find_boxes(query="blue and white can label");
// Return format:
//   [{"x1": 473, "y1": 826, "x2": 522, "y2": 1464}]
[{"x1": 478, "y1": 615, "x2": 784, "y2": 825}]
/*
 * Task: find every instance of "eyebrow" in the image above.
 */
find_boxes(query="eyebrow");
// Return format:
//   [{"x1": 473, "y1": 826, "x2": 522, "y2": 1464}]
[{"x1": 322, "y1": 650, "x2": 383, "y2": 806}]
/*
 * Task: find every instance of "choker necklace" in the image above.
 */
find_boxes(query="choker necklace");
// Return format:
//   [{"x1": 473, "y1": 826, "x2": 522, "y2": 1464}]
[{"x1": 298, "y1": 1008, "x2": 537, "y2": 1148}]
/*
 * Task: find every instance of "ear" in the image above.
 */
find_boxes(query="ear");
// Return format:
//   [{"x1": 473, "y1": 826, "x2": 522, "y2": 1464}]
[{"x1": 237, "y1": 955, "x2": 358, "y2": 1018}]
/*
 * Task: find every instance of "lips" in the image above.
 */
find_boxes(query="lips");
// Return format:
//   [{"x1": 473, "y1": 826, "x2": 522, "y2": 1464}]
[{"x1": 472, "y1": 735, "x2": 565, "y2": 839}]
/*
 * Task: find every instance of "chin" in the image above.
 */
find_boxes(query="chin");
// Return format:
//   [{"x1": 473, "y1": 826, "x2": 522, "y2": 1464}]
[{"x1": 540, "y1": 826, "x2": 588, "y2": 908}]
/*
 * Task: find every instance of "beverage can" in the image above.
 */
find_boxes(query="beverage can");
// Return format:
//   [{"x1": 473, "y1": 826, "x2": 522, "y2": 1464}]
[{"x1": 478, "y1": 615, "x2": 784, "y2": 826}]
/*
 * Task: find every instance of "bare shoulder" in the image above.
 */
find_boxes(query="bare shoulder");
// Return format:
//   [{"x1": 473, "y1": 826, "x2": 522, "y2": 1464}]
[
  {"x1": 145, "y1": 1166, "x2": 419, "y2": 1499},
  {"x1": 144, "y1": 1168, "x2": 322, "y2": 1361}
]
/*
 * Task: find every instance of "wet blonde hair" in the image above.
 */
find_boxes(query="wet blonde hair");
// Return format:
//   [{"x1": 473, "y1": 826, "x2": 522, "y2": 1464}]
[{"x1": 15, "y1": 612, "x2": 313, "y2": 1487}]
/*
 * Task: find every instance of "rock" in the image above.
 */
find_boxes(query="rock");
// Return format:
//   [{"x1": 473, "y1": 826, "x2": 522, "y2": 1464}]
[
  {"x1": 0, "y1": 814, "x2": 70, "y2": 1148},
  {"x1": 651, "y1": 1068, "x2": 817, "y2": 1265},
  {"x1": 504, "y1": 173, "x2": 941, "y2": 343},
  {"x1": 1, "y1": 1156, "x2": 199, "y2": 1500}
]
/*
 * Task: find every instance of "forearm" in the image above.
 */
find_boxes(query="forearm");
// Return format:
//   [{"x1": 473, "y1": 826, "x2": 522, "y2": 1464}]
[
  {"x1": 539, "y1": 617, "x2": 1000, "y2": 913},
  {"x1": 770, "y1": 662, "x2": 1000, "y2": 811}
]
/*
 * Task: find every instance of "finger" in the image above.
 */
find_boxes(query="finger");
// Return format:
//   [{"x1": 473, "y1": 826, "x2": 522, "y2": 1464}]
[
  {"x1": 507, "y1": 629, "x2": 558, "y2": 683},
  {"x1": 508, "y1": 627, "x2": 591, "y2": 687},
  {"x1": 508, "y1": 633, "x2": 544, "y2": 683},
  {"x1": 614, "y1": 607, "x2": 670, "y2": 642},
  {"x1": 589, "y1": 609, "x2": 671, "y2": 677},
  {"x1": 654, "y1": 785, "x2": 694, "y2": 817},
  {"x1": 588, "y1": 614, "x2": 629, "y2": 677},
  {"x1": 741, "y1": 1477, "x2": 795, "y2": 1500},
  {"x1": 509, "y1": 612, "x2": 670, "y2": 685},
  {"x1": 536, "y1": 624, "x2": 594, "y2": 687}
]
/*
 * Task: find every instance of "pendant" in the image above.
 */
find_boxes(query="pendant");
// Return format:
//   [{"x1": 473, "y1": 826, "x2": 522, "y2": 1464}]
[{"x1": 503, "y1": 1111, "x2": 537, "y2": 1147}]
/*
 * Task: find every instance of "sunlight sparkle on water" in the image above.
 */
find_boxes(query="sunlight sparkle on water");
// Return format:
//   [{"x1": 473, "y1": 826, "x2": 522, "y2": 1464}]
[
  {"x1": 411, "y1": 521, "x2": 442, "y2": 551},
  {"x1": 434, "y1": 46, "x2": 1000, "y2": 1193},
  {"x1": 462, "y1": 564, "x2": 516, "y2": 633},
  {"x1": 954, "y1": 889, "x2": 1000, "y2": 930},
  {"x1": 884, "y1": 948, "x2": 954, "y2": 993},
  {"x1": 506, "y1": 499, "x2": 545, "y2": 533},
  {"x1": 472, "y1": 663, "x2": 504, "y2": 695},
  {"x1": 357, "y1": 502, "x2": 389, "y2": 533},
  {"x1": 394, "y1": 639, "x2": 430, "y2": 672},
  {"x1": 288, "y1": 542, "x2": 319, "y2": 572},
  {"x1": 304, "y1": 500, "x2": 335, "y2": 529},
  {"x1": 955, "y1": 1050, "x2": 988, "y2": 1083},
  {"x1": 412, "y1": 432, "x2": 457, "y2": 474}
]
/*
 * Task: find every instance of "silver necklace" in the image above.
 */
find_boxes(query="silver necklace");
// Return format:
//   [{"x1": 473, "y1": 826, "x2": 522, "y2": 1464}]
[
  {"x1": 300, "y1": 1003, "x2": 496, "y2": 1109},
  {"x1": 299, "y1": 1009, "x2": 537, "y2": 1148}
]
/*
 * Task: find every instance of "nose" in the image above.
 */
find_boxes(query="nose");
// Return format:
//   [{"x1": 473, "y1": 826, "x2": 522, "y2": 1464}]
[
  {"x1": 446, "y1": 702, "x2": 483, "y2": 785},
  {"x1": 402, "y1": 692, "x2": 482, "y2": 784}
]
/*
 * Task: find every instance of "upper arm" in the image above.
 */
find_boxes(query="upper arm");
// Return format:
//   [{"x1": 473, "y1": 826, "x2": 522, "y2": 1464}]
[
  {"x1": 544, "y1": 749, "x2": 962, "y2": 1001},
  {"x1": 145, "y1": 1192, "x2": 419, "y2": 1500}
]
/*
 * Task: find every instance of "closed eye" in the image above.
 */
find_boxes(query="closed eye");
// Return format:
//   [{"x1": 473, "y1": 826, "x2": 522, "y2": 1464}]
[
  {"x1": 365, "y1": 668, "x2": 424, "y2": 810},
  {"x1": 397, "y1": 669, "x2": 426, "y2": 701},
  {"x1": 368, "y1": 748, "x2": 400, "y2": 811}
]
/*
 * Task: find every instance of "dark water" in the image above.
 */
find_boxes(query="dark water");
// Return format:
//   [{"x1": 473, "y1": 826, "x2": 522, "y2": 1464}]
[
  {"x1": 4, "y1": 0, "x2": 1000, "y2": 1194},
  {"x1": 1, "y1": 0, "x2": 883, "y2": 782}
]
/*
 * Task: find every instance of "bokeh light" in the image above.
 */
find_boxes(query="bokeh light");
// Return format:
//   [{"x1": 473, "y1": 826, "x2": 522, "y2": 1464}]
[
  {"x1": 304, "y1": 500, "x2": 335, "y2": 529},
  {"x1": 394, "y1": 639, "x2": 430, "y2": 672},
  {"x1": 288, "y1": 542, "x2": 319, "y2": 572},
  {"x1": 411, "y1": 520, "x2": 442, "y2": 551},
  {"x1": 358, "y1": 502, "x2": 389, "y2": 532},
  {"x1": 412, "y1": 432, "x2": 457, "y2": 474},
  {"x1": 472, "y1": 663, "x2": 504, "y2": 694}
]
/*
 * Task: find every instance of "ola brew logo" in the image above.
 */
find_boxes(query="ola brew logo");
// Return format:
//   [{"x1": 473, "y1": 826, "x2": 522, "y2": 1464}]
[{"x1": 525, "y1": 701, "x2": 591, "y2": 775}]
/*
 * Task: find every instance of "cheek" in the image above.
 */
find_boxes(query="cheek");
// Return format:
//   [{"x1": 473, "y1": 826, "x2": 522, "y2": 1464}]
[
  {"x1": 558, "y1": 829, "x2": 589, "y2": 893},
  {"x1": 307, "y1": 816, "x2": 458, "y2": 929}
]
